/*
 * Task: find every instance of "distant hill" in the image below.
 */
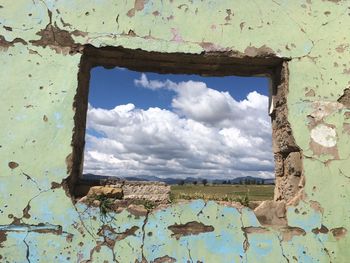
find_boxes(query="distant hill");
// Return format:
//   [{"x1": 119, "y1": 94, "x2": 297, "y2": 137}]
[
  {"x1": 211, "y1": 176, "x2": 275, "y2": 185},
  {"x1": 82, "y1": 173, "x2": 275, "y2": 185}
]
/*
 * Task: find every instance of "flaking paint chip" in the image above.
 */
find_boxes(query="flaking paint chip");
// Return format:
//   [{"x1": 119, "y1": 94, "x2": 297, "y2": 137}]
[{"x1": 8, "y1": 161, "x2": 19, "y2": 169}]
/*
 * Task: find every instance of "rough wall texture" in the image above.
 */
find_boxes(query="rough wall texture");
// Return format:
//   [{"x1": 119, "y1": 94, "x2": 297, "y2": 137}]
[
  {"x1": 0, "y1": 1, "x2": 349, "y2": 262},
  {"x1": 77, "y1": 181, "x2": 171, "y2": 203}
]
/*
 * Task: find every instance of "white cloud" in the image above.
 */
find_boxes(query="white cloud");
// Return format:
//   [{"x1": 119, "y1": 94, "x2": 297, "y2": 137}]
[
  {"x1": 83, "y1": 74, "x2": 274, "y2": 180},
  {"x1": 134, "y1": 73, "x2": 177, "y2": 91}
]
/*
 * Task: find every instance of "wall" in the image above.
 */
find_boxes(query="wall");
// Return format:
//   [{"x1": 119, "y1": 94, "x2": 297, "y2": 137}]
[{"x1": 0, "y1": 0, "x2": 349, "y2": 262}]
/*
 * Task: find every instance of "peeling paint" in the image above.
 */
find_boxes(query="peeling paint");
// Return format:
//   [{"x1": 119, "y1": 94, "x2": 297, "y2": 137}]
[
  {"x1": 8, "y1": 161, "x2": 19, "y2": 169},
  {"x1": 331, "y1": 227, "x2": 347, "y2": 240},
  {"x1": 338, "y1": 88, "x2": 350, "y2": 108},
  {"x1": 0, "y1": 1, "x2": 349, "y2": 262},
  {"x1": 310, "y1": 124, "x2": 337, "y2": 147},
  {"x1": 0, "y1": 35, "x2": 27, "y2": 50},
  {"x1": 167, "y1": 221, "x2": 215, "y2": 239}
]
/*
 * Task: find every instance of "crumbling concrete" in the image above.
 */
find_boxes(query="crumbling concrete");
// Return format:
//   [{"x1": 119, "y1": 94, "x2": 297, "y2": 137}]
[
  {"x1": 254, "y1": 200, "x2": 287, "y2": 226},
  {"x1": 122, "y1": 181, "x2": 170, "y2": 203},
  {"x1": 76, "y1": 180, "x2": 171, "y2": 204},
  {"x1": 269, "y1": 63, "x2": 304, "y2": 203},
  {"x1": 86, "y1": 186, "x2": 123, "y2": 199}
]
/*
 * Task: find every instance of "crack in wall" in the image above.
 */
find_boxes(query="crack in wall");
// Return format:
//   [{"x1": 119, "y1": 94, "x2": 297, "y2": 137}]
[
  {"x1": 196, "y1": 201, "x2": 208, "y2": 217},
  {"x1": 140, "y1": 211, "x2": 149, "y2": 262},
  {"x1": 23, "y1": 232, "x2": 31, "y2": 263},
  {"x1": 304, "y1": 152, "x2": 350, "y2": 167},
  {"x1": 315, "y1": 6, "x2": 349, "y2": 30},
  {"x1": 186, "y1": 241, "x2": 193, "y2": 263},
  {"x1": 315, "y1": 235, "x2": 333, "y2": 262},
  {"x1": 1, "y1": 3, "x2": 348, "y2": 259},
  {"x1": 73, "y1": 204, "x2": 98, "y2": 240},
  {"x1": 22, "y1": 172, "x2": 42, "y2": 191},
  {"x1": 339, "y1": 169, "x2": 350, "y2": 179},
  {"x1": 96, "y1": 224, "x2": 120, "y2": 263},
  {"x1": 9, "y1": 188, "x2": 51, "y2": 225},
  {"x1": 96, "y1": 222, "x2": 141, "y2": 262},
  {"x1": 28, "y1": 3, "x2": 84, "y2": 55},
  {"x1": 277, "y1": 234, "x2": 290, "y2": 263},
  {"x1": 271, "y1": 0, "x2": 315, "y2": 59},
  {"x1": 238, "y1": 209, "x2": 250, "y2": 255}
]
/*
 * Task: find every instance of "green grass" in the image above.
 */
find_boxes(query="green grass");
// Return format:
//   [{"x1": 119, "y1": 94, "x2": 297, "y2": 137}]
[{"x1": 170, "y1": 184, "x2": 274, "y2": 203}]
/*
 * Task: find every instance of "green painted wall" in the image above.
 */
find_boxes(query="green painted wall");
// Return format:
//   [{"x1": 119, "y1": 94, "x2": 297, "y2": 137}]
[{"x1": 0, "y1": 1, "x2": 349, "y2": 262}]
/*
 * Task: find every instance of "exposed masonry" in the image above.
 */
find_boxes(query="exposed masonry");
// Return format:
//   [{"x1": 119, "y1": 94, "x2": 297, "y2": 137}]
[
  {"x1": 269, "y1": 63, "x2": 304, "y2": 207},
  {"x1": 76, "y1": 178, "x2": 170, "y2": 204}
]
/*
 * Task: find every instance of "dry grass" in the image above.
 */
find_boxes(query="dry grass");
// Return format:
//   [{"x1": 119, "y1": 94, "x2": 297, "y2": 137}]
[{"x1": 170, "y1": 184, "x2": 274, "y2": 203}]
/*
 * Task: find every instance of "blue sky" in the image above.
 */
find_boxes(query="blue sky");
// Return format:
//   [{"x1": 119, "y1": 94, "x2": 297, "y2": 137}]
[
  {"x1": 84, "y1": 67, "x2": 274, "y2": 180},
  {"x1": 89, "y1": 67, "x2": 270, "y2": 110}
]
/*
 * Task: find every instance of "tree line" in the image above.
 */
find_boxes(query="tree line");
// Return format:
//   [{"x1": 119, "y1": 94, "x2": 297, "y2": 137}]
[{"x1": 178, "y1": 178, "x2": 266, "y2": 186}]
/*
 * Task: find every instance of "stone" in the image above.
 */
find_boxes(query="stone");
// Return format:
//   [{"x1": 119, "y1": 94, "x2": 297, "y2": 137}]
[
  {"x1": 248, "y1": 201, "x2": 263, "y2": 210},
  {"x1": 105, "y1": 183, "x2": 123, "y2": 188},
  {"x1": 284, "y1": 152, "x2": 302, "y2": 177},
  {"x1": 272, "y1": 123, "x2": 298, "y2": 153},
  {"x1": 92, "y1": 200, "x2": 101, "y2": 207},
  {"x1": 271, "y1": 100, "x2": 299, "y2": 154},
  {"x1": 273, "y1": 151, "x2": 303, "y2": 202},
  {"x1": 274, "y1": 174, "x2": 301, "y2": 202},
  {"x1": 274, "y1": 153, "x2": 284, "y2": 177},
  {"x1": 77, "y1": 196, "x2": 88, "y2": 203},
  {"x1": 87, "y1": 186, "x2": 123, "y2": 199},
  {"x1": 254, "y1": 200, "x2": 287, "y2": 226},
  {"x1": 127, "y1": 204, "x2": 148, "y2": 217},
  {"x1": 113, "y1": 199, "x2": 129, "y2": 207},
  {"x1": 122, "y1": 181, "x2": 170, "y2": 203}
]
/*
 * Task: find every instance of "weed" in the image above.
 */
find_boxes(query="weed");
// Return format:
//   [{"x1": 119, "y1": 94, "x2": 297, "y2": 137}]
[
  {"x1": 143, "y1": 200, "x2": 156, "y2": 210},
  {"x1": 169, "y1": 192, "x2": 176, "y2": 203},
  {"x1": 235, "y1": 193, "x2": 250, "y2": 207},
  {"x1": 131, "y1": 199, "x2": 157, "y2": 211},
  {"x1": 94, "y1": 195, "x2": 114, "y2": 215}
]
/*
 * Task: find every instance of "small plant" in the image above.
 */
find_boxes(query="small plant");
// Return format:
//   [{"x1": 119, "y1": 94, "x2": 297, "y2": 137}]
[
  {"x1": 95, "y1": 195, "x2": 114, "y2": 215},
  {"x1": 169, "y1": 192, "x2": 176, "y2": 203},
  {"x1": 235, "y1": 193, "x2": 250, "y2": 207},
  {"x1": 221, "y1": 195, "x2": 234, "y2": 202},
  {"x1": 143, "y1": 200, "x2": 156, "y2": 210},
  {"x1": 132, "y1": 199, "x2": 157, "y2": 211}
]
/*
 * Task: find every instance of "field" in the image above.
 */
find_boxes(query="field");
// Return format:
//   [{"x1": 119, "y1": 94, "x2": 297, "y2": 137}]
[{"x1": 170, "y1": 184, "x2": 274, "y2": 203}]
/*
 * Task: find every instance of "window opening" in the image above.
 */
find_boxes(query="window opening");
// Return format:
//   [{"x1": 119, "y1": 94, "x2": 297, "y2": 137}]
[
  {"x1": 66, "y1": 46, "x2": 302, "y2": 226},
  {"x1": 83, "y1": 67, "x2": 274, "y2": 205}
]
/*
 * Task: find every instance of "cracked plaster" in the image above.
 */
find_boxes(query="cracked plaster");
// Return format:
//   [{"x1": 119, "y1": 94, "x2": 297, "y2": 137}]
[{"x1": 0, "y1": 0, "x2": 349, "y2": 262}]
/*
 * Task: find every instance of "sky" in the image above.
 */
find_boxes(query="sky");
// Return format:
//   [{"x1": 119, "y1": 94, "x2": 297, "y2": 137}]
[{"x1": 83, "y1": 66, "x2": 274, "y2": 180}]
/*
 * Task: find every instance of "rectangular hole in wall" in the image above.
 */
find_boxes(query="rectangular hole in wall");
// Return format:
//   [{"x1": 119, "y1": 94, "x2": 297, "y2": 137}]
[
  {"x1": 85, "y1": 68, "x2": 273, "y2": 203},
  {"x1": 66, "y1": 46, "x2": 302, "y2": 218}
]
